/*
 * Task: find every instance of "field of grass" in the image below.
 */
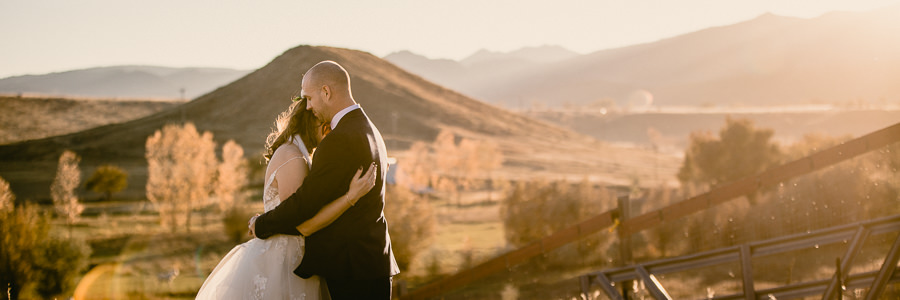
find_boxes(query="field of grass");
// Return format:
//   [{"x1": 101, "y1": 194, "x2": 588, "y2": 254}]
[
  {"x1": 62, "y1": 202, "x2": 251, "y2": 299},
  {"x1": 58, "y1": 189, "x2": 511, "y2": 299}
]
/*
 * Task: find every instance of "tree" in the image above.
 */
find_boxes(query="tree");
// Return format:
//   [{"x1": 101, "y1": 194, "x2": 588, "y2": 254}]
[
  {"x1": 500, "y1": 179, "x2": 614, "y2": 266},
  {"x1": 51, "y1": 150, "x2": 83, "y2": 233},
  {"x1": 394, "y1": 141, "x2": 433, "y2": 192},
  {"x1": 783, "y1": 133, "x2": 848, "y2": 161},
  {"x1": 644, "y1": 185, "x2": 681, "y2": 257},
  {"x1": 457, "y1": 138, "x2": 482, "y2": 204},
  {"x1": 216, "y1": 140, "x2": 249, "y2": 243},
  {"x1": 0, "y1": 176, "x2": 13, "y2": 211},
  {"x1": 145, "y1": 123, "x2": 217, "y2": 232},
  {"x1": 432, "y1": 129, "x2": 461, "y2": 205},
  {"x1": 384, "y1": 184, "x2": 436, "y2": 272},
  {"x1": 428, "y1": 129, "x2": 505, "y2": 206},
  {"x1": 677, "y1": 117, "x2": 781, "y2": 204},
  {"x1": 474, "y1": 140, "x2": 504, "y2": 203},
  {"x1": 85, "y1": 165, "x2": 128, "y2": 202},
  {"x1": 215, "y1": 140, "x2": 247, "y2": 213}
]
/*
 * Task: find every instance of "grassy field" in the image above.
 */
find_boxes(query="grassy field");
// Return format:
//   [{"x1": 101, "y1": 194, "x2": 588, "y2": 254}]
[
  {"x1": 64, "y1": 202, "x2": 251, "y2": 299},
  {"x1": 59, "y1": 188, "x2": 510, "y2": 299}
]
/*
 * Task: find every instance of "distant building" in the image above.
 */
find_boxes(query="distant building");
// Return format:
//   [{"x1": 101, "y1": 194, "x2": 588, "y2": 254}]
[{"x1": 385, "y1": 157, "x2": 397, "y2": 185}]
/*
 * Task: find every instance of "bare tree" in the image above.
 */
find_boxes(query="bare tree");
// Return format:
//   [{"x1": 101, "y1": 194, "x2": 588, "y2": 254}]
[
  {"x1": 215, "y1": 140, "x2": 247, "y2": 213},
  {"x1": 187, "y1": 130, "x2": 217, "y2": 232},
  {"x1": 146, "y1": 125, "x2": 186, "y2": 232},
  {"x1": 216, "y1": 140, "x2": 249, "y2": 241},
  {"x1": 51, "y1": 150, "x2": 84, "y2": 234},
  {"x1": 145, "y1": 123, "x2": 217, "y2": 232}
]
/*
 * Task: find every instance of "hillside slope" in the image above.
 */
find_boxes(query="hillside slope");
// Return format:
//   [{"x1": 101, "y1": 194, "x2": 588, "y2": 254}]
[
  {"x1": 0, "y1": 46, "x2": 675, "y2": 202},
  {"x1": 0, "y1": 96, "x2": 183, "y2": 145}
]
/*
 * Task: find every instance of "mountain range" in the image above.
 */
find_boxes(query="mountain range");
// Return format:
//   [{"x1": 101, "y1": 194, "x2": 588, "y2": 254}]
[
  {"x1": 6, "y1": 6, "x2": 898, "y2": 109},
  {"x1": 0, "y1": 46, "x2": 672, "y2": 202},
  {"x1": 0, "y1": 66, "x2": 250, "y2": 100},
  {"x1": 386, "y1": 6, "x2": 900, "y2": 108}
]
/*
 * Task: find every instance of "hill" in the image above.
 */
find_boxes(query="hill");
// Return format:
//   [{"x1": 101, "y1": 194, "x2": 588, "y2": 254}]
[
  {"x1": 528, "y1": 108, "x2": 900, "y2": 153},
  {"x1": 0, "y1": 46, "x2": 676, "y2": 202},
  {"x1": 387, "y1": 6, "x2": 900, "y2": 108},
  {"x1": 0, "y1": 95, "x2": 184, "y2": 145},
  {"x1": 0, "y1": 66, "x2": 251, "y2": 100}
]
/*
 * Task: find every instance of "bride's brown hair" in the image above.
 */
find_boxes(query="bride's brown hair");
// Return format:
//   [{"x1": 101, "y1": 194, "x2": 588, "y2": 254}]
[{"x1": 264, "y1": 97, "x2": 321, "y2": 162}]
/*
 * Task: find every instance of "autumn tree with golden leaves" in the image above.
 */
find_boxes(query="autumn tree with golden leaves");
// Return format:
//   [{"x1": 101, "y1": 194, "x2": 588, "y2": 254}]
[{"x1": 145, "y1": 123, "x2": 217, "y2": 233}]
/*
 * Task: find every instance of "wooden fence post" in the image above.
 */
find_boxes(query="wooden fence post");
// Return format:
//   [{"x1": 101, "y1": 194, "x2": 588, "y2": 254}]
[{"x1": 617, "y1": 195, "x2": 633, "y2": 299}]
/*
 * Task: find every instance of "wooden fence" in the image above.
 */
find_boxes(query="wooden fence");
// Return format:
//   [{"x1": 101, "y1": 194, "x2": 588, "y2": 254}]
[{"x1": 400, "y1": 122, "x2": 900, "y2": 300}]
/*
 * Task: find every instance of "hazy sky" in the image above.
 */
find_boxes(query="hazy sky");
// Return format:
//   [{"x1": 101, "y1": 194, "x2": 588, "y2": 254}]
[{"x1": 2, "y1": 0, "x2": 899, "y2": 78}]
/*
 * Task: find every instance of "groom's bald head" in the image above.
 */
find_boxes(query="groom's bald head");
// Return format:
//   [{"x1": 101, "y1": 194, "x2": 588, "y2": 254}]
[
  {"x1": 304, "y1": 61, "x2": 351, "y2": 94},
  {"x1": 300, "y1": 61, "x2": 356, "y2": 124}
]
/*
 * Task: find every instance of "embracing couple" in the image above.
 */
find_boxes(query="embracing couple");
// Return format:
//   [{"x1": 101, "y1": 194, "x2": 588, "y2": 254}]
[{"x1": 196, "y1": 61, "x2": 400, "y2": 300}]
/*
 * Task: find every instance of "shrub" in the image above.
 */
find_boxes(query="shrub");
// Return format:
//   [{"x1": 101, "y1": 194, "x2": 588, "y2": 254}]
[
  {"x1": 385, "y1": 184, "x2": 436, "y2": 272},
  {"x1": 0, "y1": 202, "x2": 90, "y2": 300},
  {"x1": 500, "y1": 179, "x2": 614, "y2": 267},
  {"x1": 0, "y1": 176, "x2": 13, "y2": 211},
  {"x1": 222, "y1": 205, "x2": 252, "y2": 245},
  {"x1": 85, "y1": 164, "x2": 128, "y2": 202}
]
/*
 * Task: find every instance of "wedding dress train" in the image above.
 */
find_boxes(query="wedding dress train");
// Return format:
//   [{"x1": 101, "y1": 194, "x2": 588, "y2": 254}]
[{"x1": 196, "y1": 153, "x2": 322, "y2": 300}]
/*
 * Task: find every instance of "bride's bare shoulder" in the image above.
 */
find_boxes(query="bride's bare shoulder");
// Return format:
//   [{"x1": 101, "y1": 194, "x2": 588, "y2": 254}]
[
  {"x1": 273, "y1": 143, "x2": 301, "y2": 157},
  {"x1": 268, "y1": 144, "x2": 303, "y2": 166}
]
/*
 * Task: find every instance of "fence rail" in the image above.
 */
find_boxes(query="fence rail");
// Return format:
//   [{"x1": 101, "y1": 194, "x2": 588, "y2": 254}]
[
  {"x1": 581, "y1": 214, "x2": 900, "y2": 299},
  {"x1": 400, "y1": 122, "x2": 900, "y2": 300}
]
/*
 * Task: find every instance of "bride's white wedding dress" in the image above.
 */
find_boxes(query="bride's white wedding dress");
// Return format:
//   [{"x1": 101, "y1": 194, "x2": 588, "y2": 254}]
[{"x1": 196, "y1": 142, "x2": 322, "y2": 300}]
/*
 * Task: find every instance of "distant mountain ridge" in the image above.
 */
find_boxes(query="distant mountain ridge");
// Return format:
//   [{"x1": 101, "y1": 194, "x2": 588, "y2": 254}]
[
  {"x1": 386, "y1": 6, "x2": 900, "y2": 108},
  {"x1": 0, "y1": 66, "x2": 251, "y2": 100},
  {"x1": 459, "y1": 45, "x2": 580, "y2": 66},
  {"x1": 384, "y1": 45, "x2": 580, "y2": 101},
  {"x1": 1, "y1": 46, "x2": 670, "y2": 202}
]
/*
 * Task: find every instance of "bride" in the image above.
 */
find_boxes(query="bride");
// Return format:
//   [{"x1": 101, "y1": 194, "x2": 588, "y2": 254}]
[{"x1": 196, "y1": 97, "x2": 376, "y2": 300}]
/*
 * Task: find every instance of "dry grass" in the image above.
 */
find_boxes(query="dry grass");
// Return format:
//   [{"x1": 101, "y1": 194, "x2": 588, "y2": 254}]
[
  {"x1": 0, "y1": 95, "x2": 183, "y2": 145},
  {"x1": 57, "y1": 200, "x2": 264, "y2": 299}
]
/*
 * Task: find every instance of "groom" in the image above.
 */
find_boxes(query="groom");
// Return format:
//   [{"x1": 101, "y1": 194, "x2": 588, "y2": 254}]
[{"x1": 251, "y1": 61, "x2": 399, "y2": 299}]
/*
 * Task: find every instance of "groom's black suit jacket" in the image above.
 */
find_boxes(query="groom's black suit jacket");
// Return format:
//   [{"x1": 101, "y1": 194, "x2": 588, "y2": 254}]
[{"x1": 255, "y1": 108, "x2": 400, "y2": 280}]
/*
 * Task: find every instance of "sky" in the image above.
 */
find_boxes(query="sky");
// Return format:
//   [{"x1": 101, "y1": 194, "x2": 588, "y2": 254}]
[{"x1": 2, "y1": 0, "x2": 900, "y2": 79}]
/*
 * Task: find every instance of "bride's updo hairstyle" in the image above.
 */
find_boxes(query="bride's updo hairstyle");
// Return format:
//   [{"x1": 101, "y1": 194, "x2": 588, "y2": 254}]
[{"x1": 264, "y1": 97, "x2": 321, "y2": 162}]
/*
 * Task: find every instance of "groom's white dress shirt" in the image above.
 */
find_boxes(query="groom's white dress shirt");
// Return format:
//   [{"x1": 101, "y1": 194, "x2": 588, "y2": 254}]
[{"x1": 331, "y1": 104, "x2": 360, "y2": 130}]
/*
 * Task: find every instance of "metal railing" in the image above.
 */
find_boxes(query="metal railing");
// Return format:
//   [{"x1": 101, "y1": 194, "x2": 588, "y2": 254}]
[
  {"x1": 400, "y1": 122, "x2": 900, "y2": 300},
  {"x1": 581, "y1": 214, "x2": 900, "y2": 299}
]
